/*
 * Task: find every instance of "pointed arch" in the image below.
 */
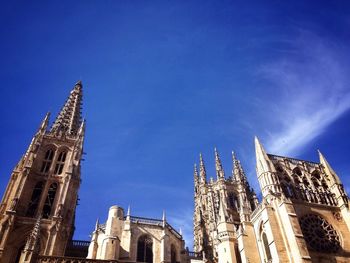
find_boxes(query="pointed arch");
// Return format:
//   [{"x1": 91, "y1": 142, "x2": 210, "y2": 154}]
[
  {"x1": 137, "y1": 234, "x2": 153, "y2": 263},
  {"x1": 26, "y1": 182, "x2": 44, "y2": 217},
  {"x1": 259, "y1": 222, "x2": 272, "y2": 262},
  {"x1": 42, "y1": 182, "x2": 58, "y2": 218},
  {"x1": 40, "y1": 148, "x2": 55, "y2": 174},
  {"x1": 54, "y1": 150, "x2": 67, "y2": 175}
]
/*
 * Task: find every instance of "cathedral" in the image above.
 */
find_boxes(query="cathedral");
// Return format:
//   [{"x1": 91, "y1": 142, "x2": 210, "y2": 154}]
[{"x1": 0, "y1": 82, "x2": 349, "y2": 263}]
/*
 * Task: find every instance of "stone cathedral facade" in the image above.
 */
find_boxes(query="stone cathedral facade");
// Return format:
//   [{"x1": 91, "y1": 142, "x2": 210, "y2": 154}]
[
  {"x1": 193, "y1": 139, "x2": 350, "y2": 263},
  {"x1": 0, "y1": 82, "x2": 350, "y2": 263}
]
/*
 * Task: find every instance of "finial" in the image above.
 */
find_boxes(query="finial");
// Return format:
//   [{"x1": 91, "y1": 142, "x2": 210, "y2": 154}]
[
  {"x1": 179, "y1": 227, "x2": 183, "y2": 236},
  {"x1": 162, "y1": 210, "x2": 166, "y2": 222},
  {"x1": 127, "y1": 205, "x2": 131, "y2": 216},
  {"x1": 95, "y1": 218, "x2": 99, "y2": 230}
]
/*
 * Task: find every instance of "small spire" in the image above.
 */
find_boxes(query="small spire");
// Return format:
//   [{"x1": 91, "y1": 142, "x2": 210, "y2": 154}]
[
  {"x1": 51, "y1": 81, "x2": 83, "y2": 136},
  {"x1": 95, "y1": 218, "x2": 99, "y2": 230},
  {"x1": 179, "y1": 227, "x2": 183, "y2": 236},
  {"x1": 39, "y1": 112, "x2": 50, "y2": 134},
  {"x1": 162, "y1": 210, "x2": 166, "y2": 222},
  {"x1": 199, "y1": 153, "x2": 207, "y2": 184},
  {"x1": 126, "y1": 205, "x2": 130, "y2": 218},
  {"x1": 24, "y1": 215, "x2": 41, "y2": 251},
  {"x1": 214, "y1": 147, "x2": 225, "y2": 179}
]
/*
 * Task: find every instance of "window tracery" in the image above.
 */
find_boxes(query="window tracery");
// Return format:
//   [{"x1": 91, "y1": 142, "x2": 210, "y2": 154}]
[
  {"x1": 137, "y1": 235, "x2": 153, "y2": 263},
  {"x1": 54, "y1": 151, "x2": 67, "y2": 175},
  {"x1": 26, "y1": 182, "x2": 44, "y2": 217},
  {"x1": 40, "y1": 149, "x2": 54, "y2": 174},
  {"x1": 299, "y1": 214, "x2": 340, "y2": 253}
]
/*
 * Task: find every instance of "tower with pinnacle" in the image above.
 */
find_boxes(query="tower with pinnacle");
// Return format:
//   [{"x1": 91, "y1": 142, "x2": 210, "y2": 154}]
[
  {"x1": 193, "y1": 149, "x2": 259, "y2": 263},
  {"x1": 252, "y1": 136, "x2": 350, "y2": 262},
  {"x1": 0, "y1": 82, "x2": 85, "y2": 263}
]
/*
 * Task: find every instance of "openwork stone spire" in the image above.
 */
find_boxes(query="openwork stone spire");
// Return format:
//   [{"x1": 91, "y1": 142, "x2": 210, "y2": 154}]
[
  {"x1": 199, "y1": 153, "x2": 207, "y2": 184},
  {"x1": 51, "y1": 81, "x2": 83, "y2": 136}
]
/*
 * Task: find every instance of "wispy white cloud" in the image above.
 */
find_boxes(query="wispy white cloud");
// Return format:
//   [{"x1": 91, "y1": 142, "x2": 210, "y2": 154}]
[{"x1": 259, "y1": 32, "x2": 350, "y2": 156}]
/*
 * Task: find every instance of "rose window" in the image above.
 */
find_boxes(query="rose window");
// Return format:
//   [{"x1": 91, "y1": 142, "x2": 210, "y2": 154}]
[{"x1": 300, "y1": 214, "x2": 340, "y2": 253}]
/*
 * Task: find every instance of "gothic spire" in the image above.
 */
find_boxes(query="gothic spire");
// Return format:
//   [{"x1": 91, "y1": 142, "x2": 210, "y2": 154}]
[
  {"x1": 214, "y1": 148, "x2": 225, "y2": 179},
  {"x1": 51, "y1": 81, "x2": 83, "y2": 136},
  {"x1": 199, "y1": 153, "x2": 207, "y2": 184}
]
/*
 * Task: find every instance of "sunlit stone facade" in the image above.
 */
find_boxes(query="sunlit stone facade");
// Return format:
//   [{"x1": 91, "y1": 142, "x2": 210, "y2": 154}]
[
  {"x1": 0, "y1": 83, "x2": 350, "y2": 263},
  {"x1": 193, "y1": 138, "x2": 350, "y2": 263}
]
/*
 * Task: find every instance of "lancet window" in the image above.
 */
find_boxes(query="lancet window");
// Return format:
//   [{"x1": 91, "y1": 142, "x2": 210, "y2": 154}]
[
  {"x1": 40, "y1": 149, "x2": 54, "y2": 174},
  {"x1": 262, "y1": 232, "x2": 272, "y2": 262},
  {"x1": 228, "y1": 192, "x2": 239, "y2": 210},
  {"x1": 54, "y1": 151, "x2": 67, "y2": 175},
  {"x1": 137, "y1": 235, "x2": 153, "y2": 263},
  {"x1": 26, "y1": 182, "x2": 44, "y2": 217},
  {"x1": 42, "y1": 183, "x2": 58, "y2": 219}
]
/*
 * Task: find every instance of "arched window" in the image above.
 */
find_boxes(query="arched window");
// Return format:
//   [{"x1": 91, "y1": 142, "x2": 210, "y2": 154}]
[
  {"x1": 171, "y1": 244, "x2": 177, "y2": 263},
  {"x1": 40, "y1": 149, "x2": 54, "y2": 174},
  {"x1": 262, "y1": 232, "x2": 272, "y2": 262},
  {"x1": 228, "y1": 192, "x2": 239, "y2": 210},
  {"x1": 54, "y1": 151, "x2": 67, "y2": 175},
  {"x1": 137, "y1": 235, "x2": 153, "y2": 263},
  {"x1": 42, "y1": 183, "x2": 58, "y2": 219},
  {"x1": 26, "y1": 182, "x2": 44, "y2": 217}
]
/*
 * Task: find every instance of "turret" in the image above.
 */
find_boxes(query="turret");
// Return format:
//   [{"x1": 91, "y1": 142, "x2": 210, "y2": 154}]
[
  {"x1": 216, "y1": 202, "x2": 236, "y2": 263},
  {"x1": 101, "y1": 205, "x2": 123, "y2": 260},
  {"x1": 254, "y1": 137, "x2": 279, "y2": 198}
]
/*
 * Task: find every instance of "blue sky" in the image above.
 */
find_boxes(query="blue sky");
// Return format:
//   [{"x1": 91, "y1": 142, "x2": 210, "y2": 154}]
[{"x1": 1, "y1": 1, "x2": 350, "y2": 248}]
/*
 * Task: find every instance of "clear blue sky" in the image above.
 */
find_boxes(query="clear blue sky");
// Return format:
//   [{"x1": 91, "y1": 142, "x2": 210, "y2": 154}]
[{"x1": 1, "y1": 1, "x2": 350, "y2": 248}]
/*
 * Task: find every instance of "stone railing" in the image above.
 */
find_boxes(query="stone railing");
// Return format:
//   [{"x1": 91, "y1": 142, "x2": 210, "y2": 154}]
[
  {"x1": 268, "y1": 154, "x2": 319, "y2": 167},
  {"x1": 38, "y1": 255, "x2": 118, "y2": 263},
  {"x1": 129, "y1": 216, "x2": 163, "y2": 225}
]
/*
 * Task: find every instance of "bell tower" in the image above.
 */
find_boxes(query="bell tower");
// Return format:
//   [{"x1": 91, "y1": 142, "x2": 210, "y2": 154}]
[{"x1": 0, "y1": 81, "x2": 85, "y2": 263}]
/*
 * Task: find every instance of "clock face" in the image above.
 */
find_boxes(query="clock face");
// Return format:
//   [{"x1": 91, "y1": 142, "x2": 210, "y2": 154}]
[{"x1": 300, "y1": 214, "x2": 340, "y2": 253}]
